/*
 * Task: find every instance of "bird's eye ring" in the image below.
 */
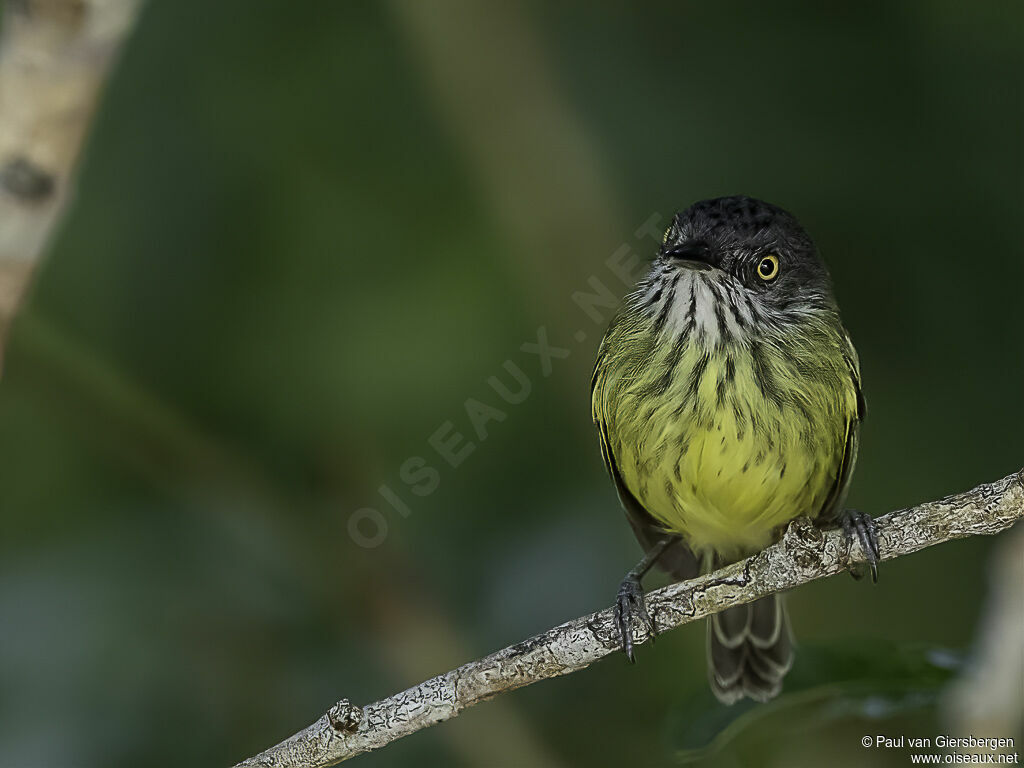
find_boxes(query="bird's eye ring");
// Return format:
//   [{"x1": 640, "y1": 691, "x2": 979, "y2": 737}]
[{"x1": 757, "y1": 254, "x2": 780, "y2": 282}]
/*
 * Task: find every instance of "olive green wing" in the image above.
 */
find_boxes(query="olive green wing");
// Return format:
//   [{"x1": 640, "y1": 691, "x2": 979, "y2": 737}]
[
  {"x1": 591, "y1": 342, "x2": 699, "y2": 581},
  {"x1": 821, "y1": 329, "x2": 865, "y2": 520}
]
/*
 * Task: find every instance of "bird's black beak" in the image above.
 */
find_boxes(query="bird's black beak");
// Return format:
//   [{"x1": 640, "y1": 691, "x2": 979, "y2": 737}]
[{"x1": 660, "y1": 240, "x2": 715, "y2": 271}]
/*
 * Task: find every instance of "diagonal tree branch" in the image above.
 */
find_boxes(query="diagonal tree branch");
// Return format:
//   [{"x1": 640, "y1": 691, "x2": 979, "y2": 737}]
[{"x1": 234, "y1": 468, "x2": 1024, "y2": 767}]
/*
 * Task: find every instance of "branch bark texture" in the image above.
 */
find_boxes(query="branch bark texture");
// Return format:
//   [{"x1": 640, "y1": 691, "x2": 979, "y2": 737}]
[{"x1": 235, "y1": 469, "x2": 1024, "y2": 767}]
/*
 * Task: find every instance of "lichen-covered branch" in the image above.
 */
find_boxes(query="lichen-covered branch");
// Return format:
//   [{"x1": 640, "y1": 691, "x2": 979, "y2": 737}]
[
  {"x1": 0, "y1": 0, "x2": 140, "y2": 371},
  {"x1": 234, "y1": 469, "x2": 1024, "y2": 767}
]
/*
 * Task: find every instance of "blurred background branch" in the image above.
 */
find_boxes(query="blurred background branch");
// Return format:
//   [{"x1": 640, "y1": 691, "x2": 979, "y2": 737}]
[
  {"x1": 0, "y1": 0, "x2": 140, "y2": 372},
  {"x1": 942, "y1": 523, "x2": 1024, "y2": 755},
  {"x1": 235, "y1": 469, "x2": 1024, "y2": 768}
]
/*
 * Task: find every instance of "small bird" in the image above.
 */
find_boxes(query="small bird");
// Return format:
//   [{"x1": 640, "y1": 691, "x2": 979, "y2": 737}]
[{"x1": 591, "y1": 196, "x2": 878, "y2": 703}]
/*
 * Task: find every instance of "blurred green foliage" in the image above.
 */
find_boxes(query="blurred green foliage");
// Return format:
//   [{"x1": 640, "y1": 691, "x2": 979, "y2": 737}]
[
  {"x1": 0, "y1": 1, "x2": 1021, "y2": 766},
  {"x1": 672, "y1": 642, "x2": 962, "y2": 763}
]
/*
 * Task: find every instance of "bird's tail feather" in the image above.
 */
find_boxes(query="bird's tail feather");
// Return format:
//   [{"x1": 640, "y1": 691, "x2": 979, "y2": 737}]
[{"x1": 706, "y1": 594, "x2": 793, "y2": 704}]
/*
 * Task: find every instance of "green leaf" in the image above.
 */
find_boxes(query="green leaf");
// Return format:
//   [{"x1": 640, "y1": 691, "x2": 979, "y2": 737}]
[{"x1": 669, "y1": 642, "x2": 963, "y2": 764}]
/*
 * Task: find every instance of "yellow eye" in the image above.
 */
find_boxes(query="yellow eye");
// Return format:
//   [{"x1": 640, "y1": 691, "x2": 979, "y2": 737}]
[
  {"x1": 756, "y1": 254, "x2": 780, "y2": 281},
  {"x1": 662, "y1": 227, "x2": 672, "y2": 245}
]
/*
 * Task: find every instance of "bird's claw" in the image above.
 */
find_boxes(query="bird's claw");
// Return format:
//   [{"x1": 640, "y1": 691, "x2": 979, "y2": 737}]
[
  {"x1": 615, "y1": 574, "x2": 656, "y2": 663},
  {"x1": 841, "y1": 508, "x2": 880, "y2": 582}
]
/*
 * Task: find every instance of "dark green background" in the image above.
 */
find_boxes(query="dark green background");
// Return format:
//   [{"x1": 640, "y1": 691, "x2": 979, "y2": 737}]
[{"x1": 1, "y1": 1, "x2": 1021, "y2": 766}]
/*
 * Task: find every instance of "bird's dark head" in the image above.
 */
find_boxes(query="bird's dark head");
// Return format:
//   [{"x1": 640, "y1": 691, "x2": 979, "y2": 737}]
[{"x1": 656, "y1": 196, "x2": 836, "y2": 315}]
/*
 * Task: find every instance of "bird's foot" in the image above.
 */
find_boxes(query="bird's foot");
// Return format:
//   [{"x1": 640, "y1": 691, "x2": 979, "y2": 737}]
[
  {"x1": 615, "y1": 573, "x2": 656, "y2": 663},
  {"x1": 840, "y1": 508, "x2": 880, "y2": 582}
]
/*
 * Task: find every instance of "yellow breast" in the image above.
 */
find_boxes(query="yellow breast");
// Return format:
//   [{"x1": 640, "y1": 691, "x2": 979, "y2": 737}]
[{"x1": 596, "y1": 328, "x2": 856, "y2": 561}]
